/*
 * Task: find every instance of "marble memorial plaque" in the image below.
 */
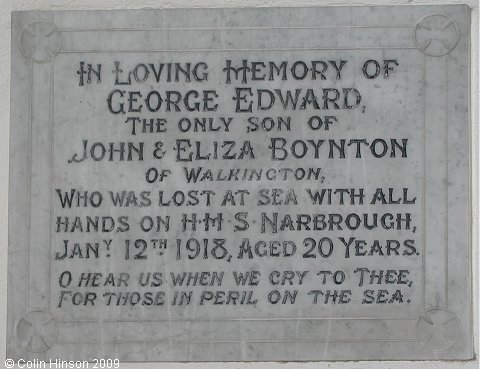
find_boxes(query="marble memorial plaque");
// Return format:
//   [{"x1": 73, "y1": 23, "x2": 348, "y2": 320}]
[{"x1": 8, "y1": 5, "x2": 473, "y2": 362}]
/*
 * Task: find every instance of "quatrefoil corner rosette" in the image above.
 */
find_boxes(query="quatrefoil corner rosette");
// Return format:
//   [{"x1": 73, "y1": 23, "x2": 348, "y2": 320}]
[
  {"x1": 19, "y1": 21, "x2": 61, "y2": 63},
  {"x1": 414, "y1": 13, "x2": 460, "y2": 57}
]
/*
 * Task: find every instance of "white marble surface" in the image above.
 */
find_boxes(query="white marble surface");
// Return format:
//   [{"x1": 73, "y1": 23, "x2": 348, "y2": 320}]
[{"x1": 7, "y1": 5, "x2": 473, "y2": 362}]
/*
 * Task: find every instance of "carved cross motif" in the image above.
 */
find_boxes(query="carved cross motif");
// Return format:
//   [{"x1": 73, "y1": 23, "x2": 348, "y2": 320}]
[
  {"x1": 414, "y1": 14, "x2": 459, "y2": 56},
  {"x1": 417, "y1": 308, "x2": 460, "y2": 352},
  {"x1": 20, "y1": 22, "x2": 61, "y2": 63},
  {"x1": 16, "y1": 310, "x2": 57, "y2": 352}
]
